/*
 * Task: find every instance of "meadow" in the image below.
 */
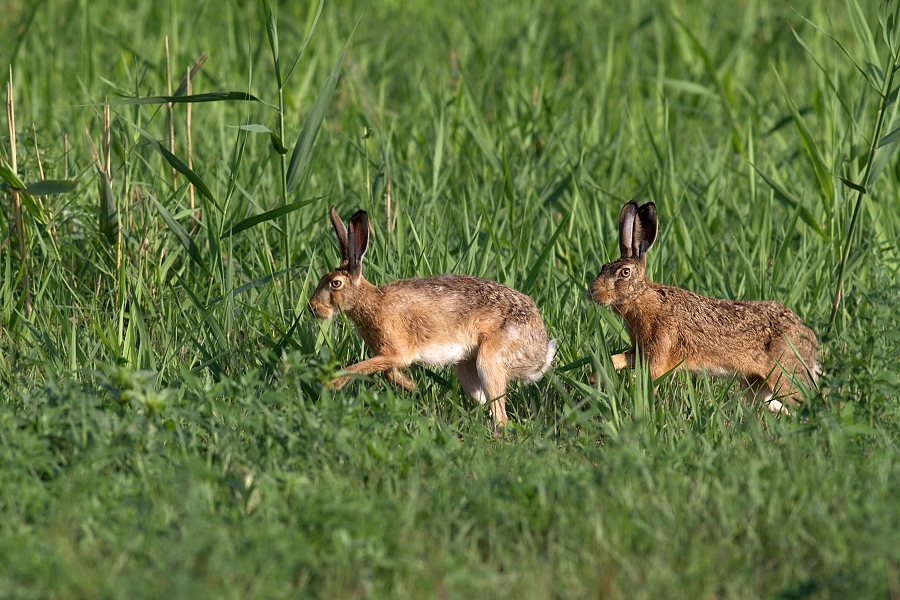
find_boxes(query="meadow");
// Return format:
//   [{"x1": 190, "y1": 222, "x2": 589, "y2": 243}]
[{"x1": 2, "y1": 0, "x2": 900, "y2": 597}]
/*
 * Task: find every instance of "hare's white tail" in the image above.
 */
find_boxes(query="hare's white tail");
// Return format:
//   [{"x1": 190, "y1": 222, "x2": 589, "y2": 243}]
[{"x1": 544, "y1": 339, "x2": 558, "y2": 374}]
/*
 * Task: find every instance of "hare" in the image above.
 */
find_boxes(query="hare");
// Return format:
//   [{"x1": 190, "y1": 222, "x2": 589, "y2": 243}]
[
  {"x1": 308, "y1": 206, "x2": 556, "y2": 430},
  {"x1": 589, "y1": 200, "x2": 819, "y2": 413}
]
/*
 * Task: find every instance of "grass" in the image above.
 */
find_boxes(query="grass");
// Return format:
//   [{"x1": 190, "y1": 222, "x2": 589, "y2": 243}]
[{"x1": 2, "y1": 0, "x2": 900, "y2": 597}]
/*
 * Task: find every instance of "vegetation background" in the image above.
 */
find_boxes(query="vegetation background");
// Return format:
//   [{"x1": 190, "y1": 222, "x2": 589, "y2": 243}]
[{"x1": 2, "y1": 0, "x2": 900, "y2": 597}]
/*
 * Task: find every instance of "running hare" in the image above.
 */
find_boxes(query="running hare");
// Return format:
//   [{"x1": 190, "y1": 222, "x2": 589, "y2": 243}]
[
  {"x1": 589, "y1": 200, "x2": 819, "y2": 412},
  {"x1": 309, "y1": 206, "x2": 556, "y2": 430}
]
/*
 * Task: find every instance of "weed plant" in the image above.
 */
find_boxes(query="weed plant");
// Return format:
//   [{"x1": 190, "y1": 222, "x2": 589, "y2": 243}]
[{"x1": 1, "y1": 0, "x2": 900, "y2": 597}]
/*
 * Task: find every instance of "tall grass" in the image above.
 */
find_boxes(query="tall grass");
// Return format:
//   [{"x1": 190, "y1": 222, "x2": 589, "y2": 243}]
[{"x1": 2, "y1": 0, "x2": 900, "y2": 597}]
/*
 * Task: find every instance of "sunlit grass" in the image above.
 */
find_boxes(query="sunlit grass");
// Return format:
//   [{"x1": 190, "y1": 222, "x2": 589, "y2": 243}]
[{"x1": 1, "y1": 0, "x2": 900, "y2": 597}]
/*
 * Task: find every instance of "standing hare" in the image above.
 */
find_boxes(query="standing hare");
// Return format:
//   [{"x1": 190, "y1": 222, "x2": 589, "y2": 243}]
[
  {"x1": 589, "y1": 200, "x2": 819, "y2": 412},
  {"x1": 308, "y1": 206, "x2": 556, "y2": 430}
]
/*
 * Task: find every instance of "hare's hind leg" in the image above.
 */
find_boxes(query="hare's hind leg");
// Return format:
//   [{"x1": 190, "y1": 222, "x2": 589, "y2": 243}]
[
  {"x1": 475, "y1": 349, "x2": 510, "y2": 431},
  {"x1": 454, "y1": 356, "x2": 508, "y2": 430},
  {"x1": 453, "y1": 358, "x2": 486, "y2": 403}
]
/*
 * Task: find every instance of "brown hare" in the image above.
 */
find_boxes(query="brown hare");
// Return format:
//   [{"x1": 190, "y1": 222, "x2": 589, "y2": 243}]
[
  {"x1": 308, "y1": 206, "x2": 556, "y2": 430},
  {"x1": 590, "y1": 200, "x2": 819, "y2": 413}
]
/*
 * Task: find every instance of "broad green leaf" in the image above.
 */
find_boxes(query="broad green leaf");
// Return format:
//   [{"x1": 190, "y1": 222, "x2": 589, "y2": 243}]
[
  {"x1": 286, "y1": 29, "x2": 355, "y2": 194},
  {"x1": 99, "y1": 91, "x2": 271, "y2": 108},
  {"x1": 879, "y1": 0, "x2": 900, "y2": 55},
  {"x1": 24, "y1": 179, "x2": 78, "y2": 195},
  {"x1": 150, "y1": 195, "x2": 210, "y2": 275},
  {"x1": 124, "y1": 119, "x2": 219, "y2": 209},
  {"x1": 222, "y1": 196, "x2": 323, "y2": 238},
  {"x1": 270, "y1": 132, "x2": 288, "y2": 155},
  {"x1": 0, "y1": 159, "x2": 48, "y2": 225},
  {"x1": 0, "y1": 160, "x2": 26, "y2": 188},
  {"x1": 877, "y1": 123, "x2": 900, "y2": 147},
  {"x1": 229, "y1": 124, "x2": 288, "y2": 155},
  {"x1": 870, "y1": 115, "x2": 900, "y2": 183},
  {"x1": 232, "y1": 124, "x2": 274, "y2": 133},
  {"x1": 840, "y1": 177, "x2": 867, "y2": 194},
  {"x1": 750, "y1": 163, "x2": 828, "y2": 241},
  {"x1": 97, "y1": 170, "x2": 118, "y2": 246}
]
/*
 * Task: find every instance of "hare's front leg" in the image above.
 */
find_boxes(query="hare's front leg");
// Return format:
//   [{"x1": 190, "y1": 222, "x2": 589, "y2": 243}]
[
  {"x1": 611, "y1": 348, "x2": 636, "y2": 370},
  {"x1": 332, "y1": 355, "x2": 408, "y2": 389}
]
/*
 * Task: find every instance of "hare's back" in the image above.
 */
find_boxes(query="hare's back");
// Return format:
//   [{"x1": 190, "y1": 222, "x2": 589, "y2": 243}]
[
  {"x1": 652, "y1": 285, "x2": 817, "y2": 363},
  {"x1": 383, "y1": 275, "x2": 540, "y2": 316}
]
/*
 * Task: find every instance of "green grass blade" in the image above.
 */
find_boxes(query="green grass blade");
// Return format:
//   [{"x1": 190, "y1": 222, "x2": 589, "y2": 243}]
[
  {"x1": 795, "y1": 11, "x2": 879, "y2": 91},
  {"x1": 208, "y1": 265, "x2": 305, "y2": 305},
  {"x1": 282, "y1": 0, "x2": 324, "y2": 86},
  {"x1": 259, "y1": 0, "x2": 281, "y2": 86},
  {"x1": 846, "y1": 0, "x2": 883, "y2": 79},
  {"x1": 229, "y1": 124, "x2": 288, "y2": 154},
  {"x1": 175, "y1": 271, "x2": 227, "y2": 353},
  {"x1": 150, "y1": 195, "x2": 210, "y2": 276},
  {"x1": 222, "y1": 195, "x2": 324, "y2": 238},
  {"x1": 124, "y1": 119, "x2": 219, "y2": 209},
  {"x1": 774, "y1": 70, "x2": 835, "y2": 208},
  {"x1": 286, "y1": 28, "x2": 354, "y2": 195},
  {"x1": 750, "y1": 163, "x2": 828, "y2": 241},
  {"x1": 521, "y1": 212, "x2": 569, "y2": 295}
]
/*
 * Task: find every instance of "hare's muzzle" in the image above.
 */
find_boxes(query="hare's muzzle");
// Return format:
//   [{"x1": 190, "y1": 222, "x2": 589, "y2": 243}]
[
  {"x1": 307, "y1": 297, "x2": 334, "y2": 319},
  {"x1": 589, "y1": 276, "x2": 613, "y2": 306}
]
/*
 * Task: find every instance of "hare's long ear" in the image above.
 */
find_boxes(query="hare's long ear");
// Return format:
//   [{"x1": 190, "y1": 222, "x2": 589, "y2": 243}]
[
  {"x1": 633, "y1": 202, "x2": 658, "y2": 259},
  {"x1": 347, "y1": 210, "x2": 369, "y2": 281},
  {"x1": 330, "y1": 206, "x2": 350, "y2": 267},
  {"x1": 618, "y1": 200, "x2": 639, "y2": 258}
]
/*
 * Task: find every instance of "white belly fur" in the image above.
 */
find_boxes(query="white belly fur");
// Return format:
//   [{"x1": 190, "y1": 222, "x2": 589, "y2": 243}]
[{"x1": 415, "y1": 342, "x2": 472, "y2": 366}]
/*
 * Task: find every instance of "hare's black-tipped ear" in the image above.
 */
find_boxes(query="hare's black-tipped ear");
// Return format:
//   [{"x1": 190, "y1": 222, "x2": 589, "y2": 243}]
[
  {"x1": 633, "y1": 202, "x2": 658, "y2": 258},
  {"x1": 347, "y1": 210, "x2": 369, "y2": 281},
  {"x1": 330, "y1": 206, "x2": 350, "y2": 266},
  {"x1": 618, "y1": 200, "x2": 639, "y2": 258}
]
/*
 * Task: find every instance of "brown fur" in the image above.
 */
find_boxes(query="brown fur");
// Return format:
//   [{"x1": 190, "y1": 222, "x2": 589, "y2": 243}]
[
  {"x1": 309, "y1": 206, "x2": 556, "y2": 430},
  {"x1": 590, "y1": 201, "x2": 819, "y2": 411}
]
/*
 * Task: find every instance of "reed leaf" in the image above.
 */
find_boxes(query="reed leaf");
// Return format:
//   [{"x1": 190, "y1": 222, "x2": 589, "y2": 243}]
[
  {"x1": 222, "y1": 196, "x2": 324, "y2": 238},
  {"x1": 150, "y1": 195, "x2": 210, "y2": 276},
  {"x1": 125, "y1": 119, "x2": 219, "y2": 208},
  {"x1": 285, "y1": 29, "x2": 354, "y2": 195}
]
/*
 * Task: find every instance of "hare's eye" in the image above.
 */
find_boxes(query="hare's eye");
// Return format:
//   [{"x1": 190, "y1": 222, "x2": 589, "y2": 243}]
[
  {"x1": 330, "y1": 279, "x2": 343, "y2": 289},
  {"x1": 619, "y1": 267, "x2": 631, "y2": 278}
]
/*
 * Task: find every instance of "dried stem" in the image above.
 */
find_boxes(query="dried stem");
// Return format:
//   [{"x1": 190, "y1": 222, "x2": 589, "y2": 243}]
[
  {"x1": 187, "y1": 65, "x2": 195, "y2": 214},
  {"x1": 165, "y1": 36, "x2": 177, "y2": 184},
  {"x1": 7, "y1": 68, "x2": 31, "y2": 316}
]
